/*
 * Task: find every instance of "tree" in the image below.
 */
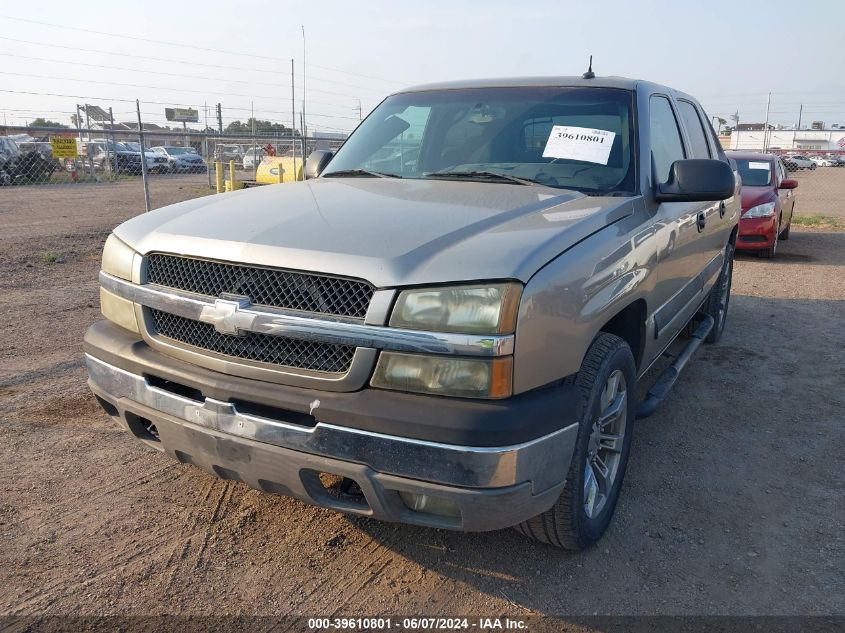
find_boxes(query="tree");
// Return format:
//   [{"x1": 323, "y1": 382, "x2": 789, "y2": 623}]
[
  {"x1": 224, "y1": 118, "x2": 294, "y2": 136},
  {"x1": 717, "y1": 117, "x2": 727, "y2": 134},
  {"x1": 30, "y1": 118, "x2": 68, "y2": 129}
]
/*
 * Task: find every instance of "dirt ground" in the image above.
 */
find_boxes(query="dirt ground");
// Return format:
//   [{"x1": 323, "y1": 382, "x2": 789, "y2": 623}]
[{"x1": 0, "y1": 178, "x2": 843, "y2": 621}]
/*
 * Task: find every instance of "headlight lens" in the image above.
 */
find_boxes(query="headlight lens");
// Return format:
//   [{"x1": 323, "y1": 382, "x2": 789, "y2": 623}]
[
  {"x1": 743, "y1": 202, "x2": 776, "y2": 218},
  {"x1": 101, "y1": 233, "x2": 136, "y2": 281},
  {"x1": 371, "y1": 352, "x2": 512, "y2": 399},
  {"x1": 100, "y1": 234, "x2": 139, "y2": 332},
  {"x1": 390, "y1": 282, "x2": 521, "y2": 334}
]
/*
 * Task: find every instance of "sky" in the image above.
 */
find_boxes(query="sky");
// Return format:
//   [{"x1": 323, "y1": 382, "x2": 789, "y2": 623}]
[{"x1": 2, "y1": 0, "x2": 845, "y2": 134}]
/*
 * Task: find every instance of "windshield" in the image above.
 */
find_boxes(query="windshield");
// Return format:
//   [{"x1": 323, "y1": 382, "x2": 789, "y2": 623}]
[
  {"x1": 735, "y1": 159, "x2": 773, "y2": 186},
  {"x1": 166, "y1": 147, "x2": 191, "y2": 155},
  {"x1": 324, "y1": 86, "x2": 636, "y2": 194}
]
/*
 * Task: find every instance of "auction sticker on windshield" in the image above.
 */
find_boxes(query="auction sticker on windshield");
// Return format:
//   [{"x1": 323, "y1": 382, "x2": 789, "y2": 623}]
[
  {"x1": 749, "y1": 161, "x2": 770, "y2": 170},
  {"x1": 542, "y1": 126, "x2": 615, "y2": 164}
]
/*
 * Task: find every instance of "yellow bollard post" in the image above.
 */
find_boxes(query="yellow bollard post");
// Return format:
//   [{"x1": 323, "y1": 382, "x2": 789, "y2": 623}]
[
  {"x1": 277, "y1": 163, "x2": 284, "y2": 184},
  {"x1": 215, "y1": 161, "x2": 224, "y2": 193},
  {"x1": 229, "y1": 159, "x2": 236, "y2": 191}
]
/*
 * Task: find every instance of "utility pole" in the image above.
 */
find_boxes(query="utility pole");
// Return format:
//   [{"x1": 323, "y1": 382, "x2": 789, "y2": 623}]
[
  {"x1": 762, "y1": 92, "x2": 771, "y2": 153},
  {"x1": 356, "y1": 99, "x2": 362, "y2": 121},
  {"x1": 251, "y1": 101, "x2": 257, "y2": 179},
  {"x1": 291, "y1": 58, "x2": 297, "y2": 176},
  {"x1": 794, "y1": 103, "x2": 803, "y2": 151},
  {"x1": 216, "y1": 103, "x2": 223, "y2": 134},
  {"x1": 204, "y1": 102, "x2": 212, "y2": 187},
  {"x1": 301, "y1": 25, "x2": 307, "y2": 139}
]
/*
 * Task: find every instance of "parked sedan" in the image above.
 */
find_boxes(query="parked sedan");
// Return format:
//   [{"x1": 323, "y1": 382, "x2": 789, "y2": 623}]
[
  {"x1": 123, "y1": 142, "x2": 170, "y2": 174},
  {"x1": 811, "y1": 156, "x2": 836, "y2": 167},
  {"x1": 727, "y1": 152, "x2": 797, "y2": 258},
  {"x1": 152, "y1": 146, "x2": 207, "y2": 173},
  {"x1": 782, "y1": 154, "x2": 816, "y2": 171}
]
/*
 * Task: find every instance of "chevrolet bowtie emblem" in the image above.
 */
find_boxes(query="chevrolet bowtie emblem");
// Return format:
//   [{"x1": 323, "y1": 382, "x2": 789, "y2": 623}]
[{"x1": 198, "y1": 297, "x2": 255, "y2": 336}]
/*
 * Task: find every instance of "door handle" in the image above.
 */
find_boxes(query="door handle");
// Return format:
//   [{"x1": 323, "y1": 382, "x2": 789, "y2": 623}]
[
  {"x1": 719, "y1": 201, "x2": 726, "y2": 218},
  {"x1": 697, "y1": 212, "x2": 707, "y2": 232}
]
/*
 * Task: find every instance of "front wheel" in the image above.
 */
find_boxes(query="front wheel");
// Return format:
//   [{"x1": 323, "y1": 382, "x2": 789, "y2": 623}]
[{"x1": 515, "y1": 333, "x2": 636, "y2": 550}]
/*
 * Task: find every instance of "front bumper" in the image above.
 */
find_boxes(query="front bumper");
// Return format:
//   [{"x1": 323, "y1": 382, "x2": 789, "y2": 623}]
[
  {"x1": 84, "y1": 322, "x2": 580, "y2": 531},
  {"x1": 737, "y1": 215, "x2": 777, "y2": 250}
]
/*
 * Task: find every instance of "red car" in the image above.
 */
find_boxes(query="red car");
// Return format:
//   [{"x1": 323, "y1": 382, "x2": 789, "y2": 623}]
[{"x1": 727, "y1": 152, "x2": 798, "y2": 258}]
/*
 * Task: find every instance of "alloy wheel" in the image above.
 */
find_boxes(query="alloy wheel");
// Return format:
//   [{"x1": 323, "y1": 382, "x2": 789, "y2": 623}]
[{"x1": 584, "y1": 369, "x2": 628, "y2": 519}]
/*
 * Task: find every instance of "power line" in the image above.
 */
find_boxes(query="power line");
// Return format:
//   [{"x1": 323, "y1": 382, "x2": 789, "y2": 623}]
[
  {"x1": 0, "y1": 37, "x2": 389, "y2": 96},
  {"x1": 0, "y1": 52, "x2": 379, "y2": 103},
  {"x1": 0, "y1": 14, "x2": 402, "y2": 85}
]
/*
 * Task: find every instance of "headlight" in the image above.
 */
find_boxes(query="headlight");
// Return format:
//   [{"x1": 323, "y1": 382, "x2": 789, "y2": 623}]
[
  {"x1": 743, "y1": 202, "x2": 776, "y2": 218},
  {"x1": 390, "y1": 282, "x2": 521, "y2": 334},
  {"x1": 100, "y1": 234, "x2": 140, "y2": 333},
  {"x1": 101, "y1": 233, "x2": 136, "y2": 281},
  {"x1": 371, "y1": 352, "x2": 512, "y2": 399}
]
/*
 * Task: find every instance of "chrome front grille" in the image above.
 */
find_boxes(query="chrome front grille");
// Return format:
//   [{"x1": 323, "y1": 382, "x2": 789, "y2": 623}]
[
  {"x1": 143, "y1": 254, "x2": 374, "y2": 376},
  {"x1": 147, "y1": 254, "x2": 374, "y2": 319},
  {"x1": 150, "y1": 309, "x2": 355, "y2": 373}
]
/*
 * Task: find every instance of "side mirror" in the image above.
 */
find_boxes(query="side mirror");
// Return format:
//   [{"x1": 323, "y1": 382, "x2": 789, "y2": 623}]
[
  {"x1": 779, "y1": 178, "x2": 798, "y2": 189},
  {"x1": 655, "y1": 159, "x2": 735, "y2": 202},
  {"x1": 305, "y1": 150, "x2": 334, "y2": 179}
]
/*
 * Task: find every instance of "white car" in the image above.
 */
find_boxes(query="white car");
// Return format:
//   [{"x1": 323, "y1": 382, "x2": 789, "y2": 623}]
[
  {"x1": 782, "y1": 155, "x2": 816, "y2": 171},
  {"x1": 811, "y1": 156, "x2": 835, "y2": 167},
  {"x1": 242, "y1": 147, "x2": 266, "y2": 170}
]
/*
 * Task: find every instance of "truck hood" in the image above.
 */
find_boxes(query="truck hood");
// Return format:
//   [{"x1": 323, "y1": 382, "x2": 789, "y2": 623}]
[{"x1": 115, "y1": 178, "x2": 635, "y2": 287}]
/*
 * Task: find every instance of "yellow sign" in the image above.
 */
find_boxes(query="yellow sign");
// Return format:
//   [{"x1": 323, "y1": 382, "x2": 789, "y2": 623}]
[{"x1": 50, "y1": 137, "x2": 78, "y2": 158}]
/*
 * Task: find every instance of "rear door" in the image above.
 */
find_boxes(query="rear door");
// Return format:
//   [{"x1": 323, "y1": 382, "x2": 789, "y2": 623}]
[{"x1": 676, "y1": 99, "x2": 731, "y2": 288}]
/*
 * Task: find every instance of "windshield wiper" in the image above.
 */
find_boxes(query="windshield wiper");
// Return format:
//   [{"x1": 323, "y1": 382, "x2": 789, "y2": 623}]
[
  {"x1": 322, "y1": 169, "x2": 402, "y2": 179},
  {"x1": 425, "y1": 170, "x2": 543, "y2": 186}
]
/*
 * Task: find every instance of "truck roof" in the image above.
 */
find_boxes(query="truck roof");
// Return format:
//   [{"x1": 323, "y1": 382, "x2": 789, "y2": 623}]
[{"x1": 397, "y1": 75, "x2": 700, "y2": 106}]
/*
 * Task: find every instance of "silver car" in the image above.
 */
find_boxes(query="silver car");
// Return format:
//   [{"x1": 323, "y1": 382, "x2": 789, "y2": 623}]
[{"x1": 86, "y1": 76, "x2": 738, "y2": 549}]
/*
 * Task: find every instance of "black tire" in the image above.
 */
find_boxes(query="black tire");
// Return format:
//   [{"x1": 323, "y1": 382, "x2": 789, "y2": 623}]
[
  {"x1": 779, "y1": 222, "x2": 791, "y2": 240},
  {"x1": 759, "y1": 221, "x2": 779, "y2": 260},
  {"x1": 514, "y1": 333, "x2": 636, "y2": 550},
  {"x1": 703, "y1": 241, "x2": 734, "y2": 343}
]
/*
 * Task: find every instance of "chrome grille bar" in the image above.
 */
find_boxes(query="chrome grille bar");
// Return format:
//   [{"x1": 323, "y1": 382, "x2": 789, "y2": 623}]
[{"x1": 101, "y1": 272, "x2": 515, "y2": 357}]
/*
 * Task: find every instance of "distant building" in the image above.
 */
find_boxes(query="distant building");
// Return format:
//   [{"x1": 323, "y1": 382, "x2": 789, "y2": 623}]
[
  {"x1": 729, "y1": 128, "x2": 845, "y2": 152},
  {"x1": 736, "y1": 123, "x2": 776, "y2": 131}
]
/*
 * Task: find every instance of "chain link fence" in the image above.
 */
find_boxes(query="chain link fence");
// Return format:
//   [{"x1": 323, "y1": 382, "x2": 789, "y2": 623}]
[{"x1": 0, "y1": 124, "x2": 347, "y2": 213}]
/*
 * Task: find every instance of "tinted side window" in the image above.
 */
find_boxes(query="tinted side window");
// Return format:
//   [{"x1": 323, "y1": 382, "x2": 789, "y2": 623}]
[
  {"x1": 649, "y1": 96, "x2": 686, "y2": 183},
  {"x1": 678, "y1": 101, "x2": 712, "y2": 158}
]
